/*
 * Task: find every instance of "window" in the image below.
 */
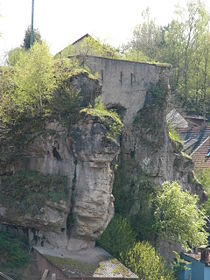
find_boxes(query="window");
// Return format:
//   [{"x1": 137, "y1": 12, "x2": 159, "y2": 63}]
[{"x1": 120, "y1": 72, "x2": 123, "y2": 85}]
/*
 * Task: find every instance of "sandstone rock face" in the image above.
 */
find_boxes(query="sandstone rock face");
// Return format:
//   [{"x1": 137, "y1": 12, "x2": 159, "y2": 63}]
[
  {"x1": 0, "y1": 74, "x2": 120, "y2": 250},
  {"x1": 80, "y1": 56, "x2": 206, "y2": 201},
  {"x1": 0, "y1": 60, "x2": 206, "y2": 258},
  {"x1": 68, "y1": 118, "x2": 119, "y2": 249}
]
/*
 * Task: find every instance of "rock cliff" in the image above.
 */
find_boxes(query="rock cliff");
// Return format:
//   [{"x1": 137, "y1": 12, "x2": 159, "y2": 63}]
[
  {"x1": 0, "y1": 73, "x2": 120, "y2": 251},
  {"x1": 0, "y1": 58, "x2": 206, "y2": 257}
]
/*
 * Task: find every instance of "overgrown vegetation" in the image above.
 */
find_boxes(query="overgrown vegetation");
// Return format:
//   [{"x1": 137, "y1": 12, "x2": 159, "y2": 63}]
[
  {"x1": 113, "y1": 156, "x2": 156, "y2": 240},
  {"x1": 124, "y1": 242, "x2": 174, "y2": 280},
  {"x1": 0, "y1": 43, "x2": 88, "y2": 125},
  {"x1": 122, "y1": 1, "x2": 210, "y2": 116},
  {"x1": 0, "y1": 230, "x2": 29, "y2": 269},
  {"x1": 153, "y1": 181, "x2": 208, "y2": 250},
  {"x1": 0, "y1": 171, "x2": 68, "y2": 215},
  {"x1": 110, "y1": 174, "x2": 208, "y2": 278},
  {"x1": 56, "y1": 36, "x2": 121, "y2": 60},
  {"x1": 80, "y1": 97, "x2": 122, "y2": 139},
  {"x1": 133, "y1": 82, "x2": 168, "y2": 149},
  {"x1": 97, "y1": 216, "x2": 174, "y2": 279},
  {"x1": 97, "y1": 215, "x2": 136, "y2": 260},
  {"x1": 168, "y1": 126, "x2": 184, "y2": 149},
  {"x1": 195, "y1": 169, "x2": 210, "y2": 216}
]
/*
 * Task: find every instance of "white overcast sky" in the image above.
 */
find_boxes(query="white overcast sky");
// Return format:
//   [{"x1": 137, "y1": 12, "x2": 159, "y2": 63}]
[{"x1": 0, "y1": 0, "x2": 209, "y2": 62}]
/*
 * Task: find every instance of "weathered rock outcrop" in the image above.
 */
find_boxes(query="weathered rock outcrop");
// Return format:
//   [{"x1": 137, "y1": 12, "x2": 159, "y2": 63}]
[
  {"x1": 0, "y1": 73, "x2": 120, "y2": 250},
  {"x1": 83, "y1": 56, "x2": 206, "y2": 203},
  {"x1": 0, "y1": 57, "x2": 206, "y2": 259}
]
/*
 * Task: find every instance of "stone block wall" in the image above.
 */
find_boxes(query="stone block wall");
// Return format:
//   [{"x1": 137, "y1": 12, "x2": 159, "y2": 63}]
[{"x1": 79, "y1": 55, "x2": 171, "y2": 124}]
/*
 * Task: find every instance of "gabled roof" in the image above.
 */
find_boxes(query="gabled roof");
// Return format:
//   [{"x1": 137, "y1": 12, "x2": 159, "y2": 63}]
[{"x1": 72, "y1": 33, "x2": 92, "y2": 45}]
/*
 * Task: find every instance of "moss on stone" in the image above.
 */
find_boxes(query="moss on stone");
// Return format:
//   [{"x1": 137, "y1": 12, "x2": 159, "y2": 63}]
[
  {"x1": 45, "y1": 255, "x2": 98, "y2": 276},
  {"x1": 113, "y1": 154, "x2": 156, "y2": 241},
  {"x1": 134, "y1": 82, "x2": 167, "y2": 149},
  {"x1": 80, "y1": 98, "x2": 122, "y2": 139},
  {"x1": 168, "y1": 126, "x2": 184, "y2": 150},
  {"x1": 181, "y1": 151, "x2": 192, "y2": 160}
]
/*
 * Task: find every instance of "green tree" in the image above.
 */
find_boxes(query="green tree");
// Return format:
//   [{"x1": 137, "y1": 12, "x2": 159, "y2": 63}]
[
  {"x1": 124, "y1": 242, "x2": 174, "y2": 280},
  {"x1": 153, "y1": 181, "x2": 208, "y2": 250},
  {"x1": 0, "y1": 42, "x2": 56, "y2": 124},
  {"x1": 6, "y1": 47, "x2": 25, "y2": 66},
  {"x1": 97, "y1": 216, "x2": 136, "y2": 260},
  {"x1": 128, "y1": 1, "x2": 210, "y2": 115},
  {"x1": 163, "y1": 1, "x2": 210, "y2": 113},
  {"x1": 128, "y1": 8, "x2": 163, "y2": 61},
  {"x1": 22, "y1": 26, "x2": 42, "y2": 50}
]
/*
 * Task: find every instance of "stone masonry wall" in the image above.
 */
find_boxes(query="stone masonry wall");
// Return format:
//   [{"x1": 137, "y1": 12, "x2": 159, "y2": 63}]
[{"x1": 78, "y1": 55, "x2": 171, "y2": 124}]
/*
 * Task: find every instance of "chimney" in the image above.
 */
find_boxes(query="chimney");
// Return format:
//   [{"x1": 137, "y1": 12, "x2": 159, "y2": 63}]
[{"x1": 200, "y1": 248, "x2": 210, "y2": 265}]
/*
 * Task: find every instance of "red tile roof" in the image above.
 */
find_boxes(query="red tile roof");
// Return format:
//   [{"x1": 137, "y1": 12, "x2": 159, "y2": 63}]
[{"x1": 191, "y1": 137, "x2": 210, "y2": 169}]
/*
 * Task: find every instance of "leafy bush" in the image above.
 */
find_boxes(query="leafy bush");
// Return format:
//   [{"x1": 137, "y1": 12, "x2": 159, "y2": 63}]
[
  {"x1": 153, "y1": 181, "x2": 208, "y2": 249},
  {"x1": 97, "y1": 216, "x2": 136, "y2": 259},
  {"x1": 0, "y1": 230, "x2": 29, "y2": 268},
  {"x1": 124, "y1": 241, "x2": 174, "y2": 280}
]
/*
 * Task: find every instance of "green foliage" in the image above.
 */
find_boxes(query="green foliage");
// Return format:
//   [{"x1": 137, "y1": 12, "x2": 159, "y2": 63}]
[
  {"x1": 172, "y1": 251, "x2": 191, "y2": 279},
  {"x1": 195, "y1": 169, "x2": 210, "y2": 217},
  {"x1": 80, "y1": 98, "x2": 122, "y2": 139},
  {"x1": 6, "y1": 47, "x2": 25, "y2": 66},
  {"x1": 168, "y1": 126, "x2": 184, "y2": 149},
  {"x1": 22, "y1": 26, "x2": 42, "y2": 50},
  {"x1": 58, "y1": 36, "x2": 121, "y2": 59},
  {"x1": 0, "y1": 230, "x2": 29, "y2": 268},
  {"x1": 128, "y1": 1, "x2": 210, "y2": 116},
  {"x1": 0, "y1": 171, "x2": 68, "y2": 215},
  {"x1": 113, "y1": 156, "x2": 138, "y2": 216},
  {"x1": 97, "y1": 216, "x2": 136, "y2": 260},
  {"x1": 127, "y1": 8, "x2": 163, "y2": 61},
  {"x1": 113, "y1": 155, "x2": 156, "y2": 241},
  {"x1": 0, "y1": 43, "x2": 90, "y2": 128},
  {"x1": 153, "y1": 181, "x2": 208, "y2": 250},
  {"x1": 121, "y1": 48, "x2": 151, "y2": 63},
  {"x1": 0, "y1": 43, "x2": 56, "y2": 124},
  {"x1": 124, "y1": 241, "x2": 174, "y2": 280}
]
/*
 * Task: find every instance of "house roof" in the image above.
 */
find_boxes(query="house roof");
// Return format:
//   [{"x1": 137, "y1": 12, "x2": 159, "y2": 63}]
[
  {"x1": 72, "y1": 33, "x2": 92, "y2": 45},
  {"x1": 167, "y1": 109, "x2": 210, "y2": 168},
  {"x1": 166, "y1": 108, "x2": 188, "y2": 129},
  {"x1": 191, "y1": 137, "x2": 210, "y2": 169},
  {"x1": 177, "y1": 126, "x2": 210, "y2": 154}
]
